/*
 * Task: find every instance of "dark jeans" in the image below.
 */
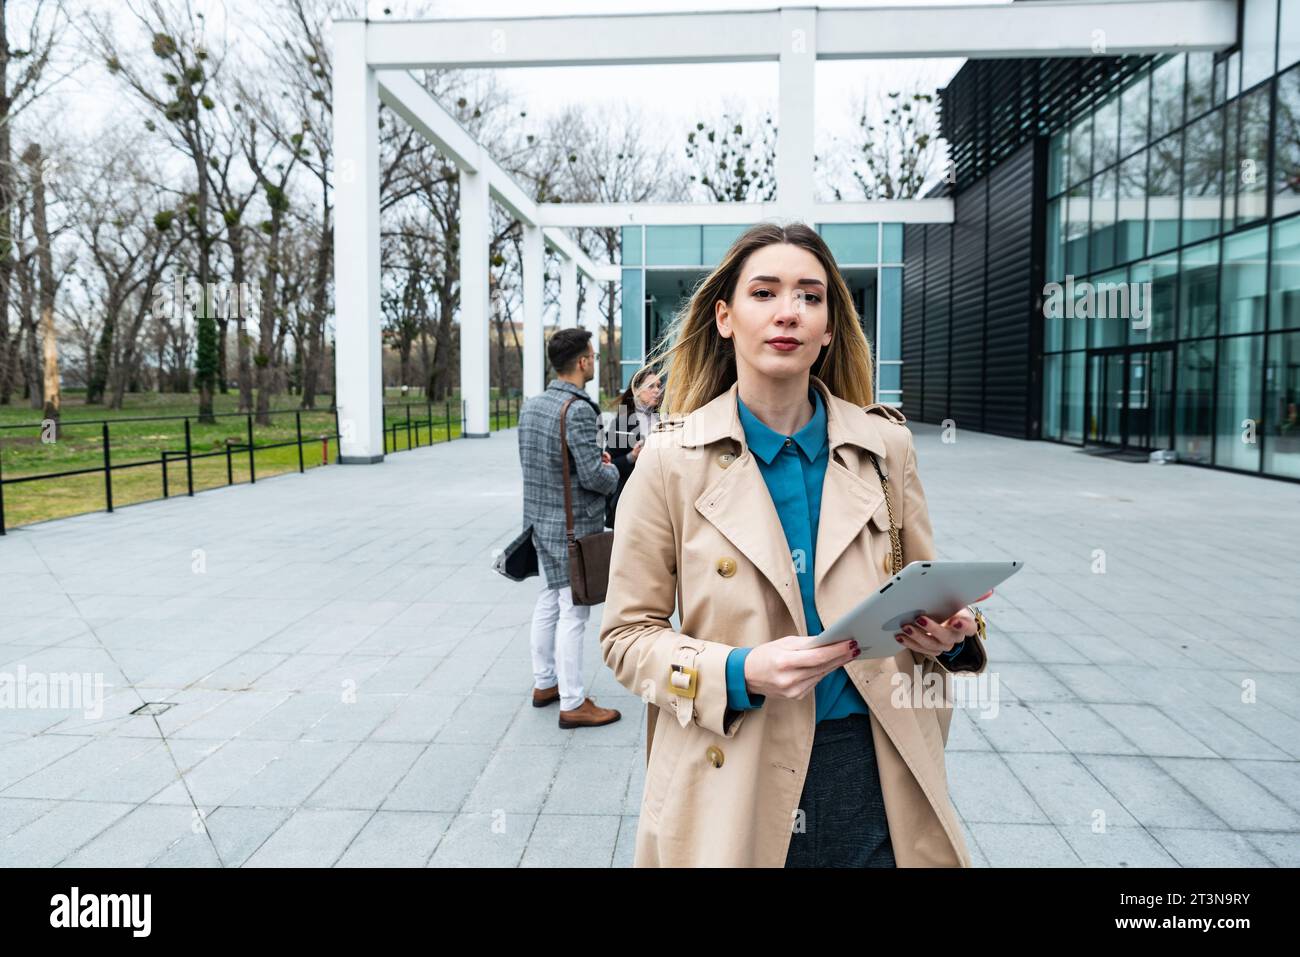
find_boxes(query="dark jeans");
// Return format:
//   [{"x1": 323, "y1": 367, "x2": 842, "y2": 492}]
[{"x1": 784, "y1": 712, "x2": 896, "y2": 868}]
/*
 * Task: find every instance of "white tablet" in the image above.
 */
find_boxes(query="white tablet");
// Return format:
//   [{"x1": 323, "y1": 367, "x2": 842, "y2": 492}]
[{"x1": 807, "y1": 560, "x2": 1024, "y2": 657}]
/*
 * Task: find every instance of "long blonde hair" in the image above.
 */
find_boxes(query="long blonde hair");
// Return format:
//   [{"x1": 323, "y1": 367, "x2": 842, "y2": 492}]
[{"x1": 645, "y1": 221, "x2": 875, "y2": 416}]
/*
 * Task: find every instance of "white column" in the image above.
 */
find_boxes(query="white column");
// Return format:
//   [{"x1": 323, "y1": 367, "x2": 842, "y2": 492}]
[
  {"x1": 332, "y1": 21, "x2": 383, "y2": 463},
  {"x1": 459, "y1": 167, "x2": 490, "y2": 437},
  {"x1": 560, "y1": 256, "x2": 577, "y2": 328},
  {"x1": 777, "y1": 7, "x2": 816, "y2": 224},
  {"x1": 582, "y1": 277, "x2": 601, "y2": 404},
  {"x1": 522, "y1": 223, "x2": 545, "y2": 398}
]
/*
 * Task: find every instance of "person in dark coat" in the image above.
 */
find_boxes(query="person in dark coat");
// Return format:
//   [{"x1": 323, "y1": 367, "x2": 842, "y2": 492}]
[
  {"x1": 516, "y1": 327, "x2": 622, "y2": 729},
  {"x1": 605, "y1": 366, "x2": 663, "y2": 529}
]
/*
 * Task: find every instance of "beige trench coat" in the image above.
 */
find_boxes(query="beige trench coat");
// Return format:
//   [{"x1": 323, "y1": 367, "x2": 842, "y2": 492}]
[{"x1": 598, "y1": 375, "x2": 988, "y2": 867}]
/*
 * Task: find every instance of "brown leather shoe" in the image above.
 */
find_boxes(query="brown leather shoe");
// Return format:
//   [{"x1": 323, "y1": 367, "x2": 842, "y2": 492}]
[
  {"x1": 558, "y1": 697, "x2": 621, "y2": 729},
  {"x1": 532, "y1": 684, "x2": 560, "y2": 708}
]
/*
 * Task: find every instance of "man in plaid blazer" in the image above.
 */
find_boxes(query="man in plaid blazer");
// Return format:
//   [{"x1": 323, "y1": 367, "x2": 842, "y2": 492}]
[{"x1": 517, "y1": 328, "x2": 621, "y2": 729}]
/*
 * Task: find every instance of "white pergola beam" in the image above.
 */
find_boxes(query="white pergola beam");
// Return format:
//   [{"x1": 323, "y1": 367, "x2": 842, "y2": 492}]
[
  {"x1": 355, "y1": 1, "x2": 1235, "y2": 69},
  {"x1": 817, "y1": 0, "x2": 1237, "y2": 59},
  {"x1": 533, "y1": 199, "x2": 955, "y2": 227}
]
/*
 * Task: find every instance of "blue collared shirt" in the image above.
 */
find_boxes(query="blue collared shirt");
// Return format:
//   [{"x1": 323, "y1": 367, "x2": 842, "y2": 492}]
[{"x1": 723, "y1": 385, "x2": 963, "y2": 722}]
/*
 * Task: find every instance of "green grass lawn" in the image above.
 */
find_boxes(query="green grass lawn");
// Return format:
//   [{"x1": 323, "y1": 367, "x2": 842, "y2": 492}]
[{"x1": 0, "y1": 389, "x2": 520, "y2": 530}]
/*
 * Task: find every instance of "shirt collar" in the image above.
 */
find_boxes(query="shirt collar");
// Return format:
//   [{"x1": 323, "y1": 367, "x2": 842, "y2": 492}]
[{"x1": 736, "y1": 385, "x2": 827, "y2": 465}]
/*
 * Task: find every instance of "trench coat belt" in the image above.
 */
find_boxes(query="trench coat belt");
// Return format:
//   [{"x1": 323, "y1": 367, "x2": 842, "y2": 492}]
[{"x1": 668, "y1": 640, "x2": 705, "y2": 728}]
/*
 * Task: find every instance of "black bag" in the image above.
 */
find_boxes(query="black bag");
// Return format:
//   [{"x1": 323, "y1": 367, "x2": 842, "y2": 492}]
[{"x1": 493, "y1": 526, "x2": 539, "y2": 581}]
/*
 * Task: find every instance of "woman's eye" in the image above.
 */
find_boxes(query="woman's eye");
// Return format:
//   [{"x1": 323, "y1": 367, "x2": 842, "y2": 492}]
[{"x1": 753, "y1": 289, "x2": 774, "y2": 299}]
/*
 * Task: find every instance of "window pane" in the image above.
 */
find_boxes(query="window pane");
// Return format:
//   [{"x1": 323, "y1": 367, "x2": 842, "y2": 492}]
[
  {"x1": 1120, "y1": 74, "x2": 1150, "y2": 159},
  {"x1": 1046, "y1": 197, "x2": 1066, "y2": 284},
  {"x1": 879, "y1": 267, "x2": 901, "y2": 360},
  {"x1": 819, "y1": 223, "x2": 877, "y2": 264},
  {"x1": 621, "y1": 226, "x2": 642, "y2": 266},
  {"x1": 1283, "y1": 0, "x2": 1300, "y2": 72},
  {"x1": 1094, "y1": 95, "x2": 1119, "y2": 171},
  {"x1": 1090, "y1": 268, "x2": 1128, "y2": 348},
  {"x1": 877, "y1": 362, "x2": 901, "y2": 392},
  {"x1": 1068, "y1": 111, "x2": 1092, "y2": 185},
  {"x1": 1116, "y1": 150, "x2": 1146, "y2": 264},
  {"x1": 1048, "y1": 130, "x2": 1068, "y2": 196},
  {"x1": 1066, "y1": 182, "x2": 1091, "y2": 275},
  {"x1": 1147, "y1": 132, "x2": 1181, "y2": 254},
  {"x1": 1263, "y1": 331, "x2": 1300, "y2": 477},
  {"x1": 1235, "y1": 83, "x2": 1272, "y2": 226},
  {"x1": 1186, "y1": 52, "x2": 1216, "y2": 121},
  {"x1": 702, "y1": 224, "x2": 747, "y2": 264},
  {"x1": 1182, "y1": 108, "x2": 1225, "y2": 244},
  {"x1": 1270, "y1": 216, "x2": 1300, "y2": 330},
  {"x1": 1064, "y1": 351, "x2": 1085, "y2": 443},
  {"x1": 1130, "y1": 252, "x2": 1178, "y2": 345},
  {"x1": 1214, "y1": 334, "x2": 1264, "y2": 470},
  {"x1": 1220, "y1": 226, "x2": 1269, "y2": 335},
  {"x1": 645, "y1": 226, "x2": 701, "y2": 266},
  {"x1": 1067, "y1": 279, "x2": 1088, "y2": 350},
  {"x1": 881, "y1": 223, "x2": 903, "y2": 263},
  {"x1": 620, "y1": 267, "x2": 645, "y2": 383},
  {"x1": 1179, "y1": 239, "x2": 1220, "y2": 338},
  {"x1": 1176, "y1": 339, "x2": 1215, "y2": 463},
  {"x1": 1042, "y1": 353, "x2": 1062, "y2": 440},
  {"x1": 1274, "y1": 67, "x2": 1300, "y2": 219},
  {"x1": 1241, "y1": 0, "x2": 1278, "y2": 92},
  {"x1": 1150, "y1": 55, "x2": 1186, "y2": 141},
  {"x1": 1090, "y1": 167, "x2": 1117, "y2": 272}
]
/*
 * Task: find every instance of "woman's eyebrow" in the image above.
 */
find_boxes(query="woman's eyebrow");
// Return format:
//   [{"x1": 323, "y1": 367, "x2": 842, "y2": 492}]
[{"x1": 747, "y1": 274, "x2": 825, "y2": 287}]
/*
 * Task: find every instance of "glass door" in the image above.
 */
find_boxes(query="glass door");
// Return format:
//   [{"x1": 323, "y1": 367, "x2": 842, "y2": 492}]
[
  {"x1": 1126, "y1": 346, "x2": 1174, "y2": 450},
  {"x1": 1086, "y1": 345, "x2": 1175, "y2": 451}
]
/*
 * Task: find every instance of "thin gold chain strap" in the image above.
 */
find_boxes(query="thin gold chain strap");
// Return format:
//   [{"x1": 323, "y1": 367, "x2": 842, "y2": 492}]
[{"x1": 868, "y1": 453, "x2": 903, "y2": 575}]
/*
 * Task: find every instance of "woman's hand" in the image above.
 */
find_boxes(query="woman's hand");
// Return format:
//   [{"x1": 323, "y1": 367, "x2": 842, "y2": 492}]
[
  {"x1": 894, "y1": 589, "x2": 992, "y2": 656},
  {"x1": 743, "y1": 635, "x2": 860, "y2": 700},
  {"x1": 629, "y1": 439, "x2": 644, "y2": 462}
]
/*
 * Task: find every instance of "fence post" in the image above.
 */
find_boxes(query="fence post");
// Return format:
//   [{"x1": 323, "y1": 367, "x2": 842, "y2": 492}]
[
  {"x1": 102, "y1": 422, "x2": 114, "y2": 513},
  {"x1": 247, "y1": 414, "x2": 256, "y2": 483},
  {"x1": 383, "y1": 408, "x2": 388, "y2": 454},
  {"x1": 226, "y1": 440, "x2": 233, "y2": 485},
  {"x1": 296, "y1": 411, "x2": 304, "y2": 473},
  {"x1": 405, "y1": 404, "x2": 412, "y2": 450},
  {"x1": 445, "y1": 400, "x2": 451, "y2": 442},
  {"x1": 332, "y1": 406, "x2": 341, "y2": 463},
  {"x1": 426, "y1": 401, "x2": 432, "y2": 447},
  {"x1": 162, "y1": 451, "x2": 169, "y2": 499},
  {"x1": 184, "y1": 418, "x2": 194, "y2": 496}
]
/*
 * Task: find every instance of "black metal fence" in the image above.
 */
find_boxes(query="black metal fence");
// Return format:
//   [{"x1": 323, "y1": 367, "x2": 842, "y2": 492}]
[{"x1": 0, "y1": 394, "x2": 522, "y2": 535}]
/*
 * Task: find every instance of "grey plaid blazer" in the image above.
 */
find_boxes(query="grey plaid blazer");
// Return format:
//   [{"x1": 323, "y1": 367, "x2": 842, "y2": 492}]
[{"x1": 517, "y1": 379, "x2": 619, "y2": 588}]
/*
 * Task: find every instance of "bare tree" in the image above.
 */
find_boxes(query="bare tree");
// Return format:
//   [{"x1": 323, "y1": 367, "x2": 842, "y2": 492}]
[
  {"x1": 92, "y1": 0, "x2": 227, "y2": 421},
  {"x1": 0, "y1": 0, "x2": 69, "y2": 404}
]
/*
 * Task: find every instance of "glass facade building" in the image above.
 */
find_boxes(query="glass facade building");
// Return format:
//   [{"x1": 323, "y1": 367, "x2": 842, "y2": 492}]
[
  {"x1": 619, "y1": 223, "x2": 905, "y2": 402},
  {"x1": 1041, "y1": 0, "x2": 1300, "y2": 479}
]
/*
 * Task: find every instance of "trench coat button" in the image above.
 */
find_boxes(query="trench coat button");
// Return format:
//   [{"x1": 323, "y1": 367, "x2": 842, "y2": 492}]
[
  {"x1": 717, "y1": 451, "x2": 736, "y2": 468},
  {"x1": 706, "y1": 745, "x2": 724, "y2": 768},
  {"x1": 716, "y1": 557, "x2": 737, "y2": 577}
]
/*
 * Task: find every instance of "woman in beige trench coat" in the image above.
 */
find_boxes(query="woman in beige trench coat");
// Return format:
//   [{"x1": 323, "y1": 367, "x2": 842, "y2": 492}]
[{"x1": 598, "y1": 222, "x2": 990, "y2": 868}]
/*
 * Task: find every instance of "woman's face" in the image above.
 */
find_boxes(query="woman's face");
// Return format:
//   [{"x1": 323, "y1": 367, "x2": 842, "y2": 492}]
[
  {"x1": 635, "y1": 373, "x2": 662, "y2": 409},
  {"x1": 715, "y1": 242, "x2": 832, "y2": 386}
]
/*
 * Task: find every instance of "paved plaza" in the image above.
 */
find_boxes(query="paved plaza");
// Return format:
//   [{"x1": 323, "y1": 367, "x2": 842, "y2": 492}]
[{"x1": 1, "y1": 423, "x2": 1298, "y2": 867}]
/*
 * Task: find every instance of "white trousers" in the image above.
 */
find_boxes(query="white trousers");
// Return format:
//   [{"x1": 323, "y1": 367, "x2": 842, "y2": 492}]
[{"x1": 529, "y1": 583, "x2": 590, "y2": 711}]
